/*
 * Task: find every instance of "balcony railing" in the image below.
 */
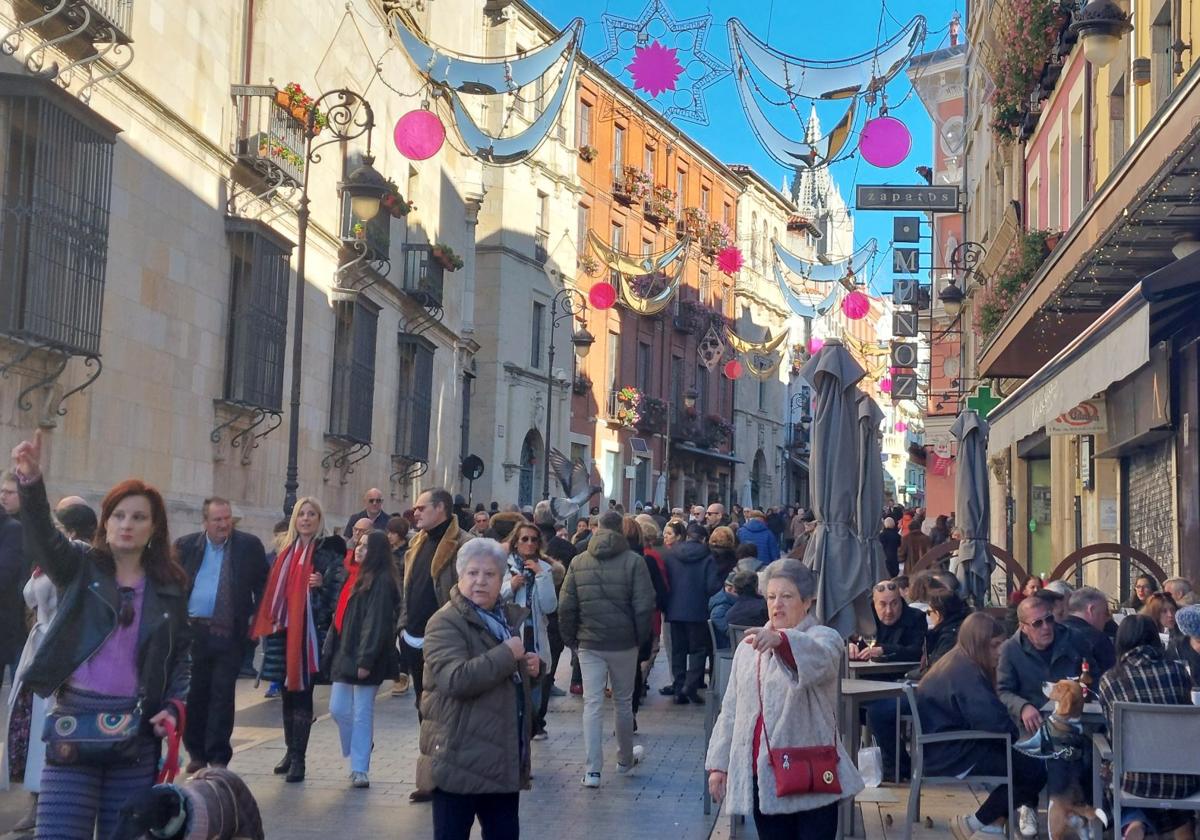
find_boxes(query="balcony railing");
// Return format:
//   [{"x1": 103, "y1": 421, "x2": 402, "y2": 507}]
[
  {"x1": 81, "y1": 0, "x2": 134, "y2": 41},
  {"x1": 231, "y1": 85, "x2": 306, "y2": 187},
  {"x1": 400, "y1": 244, "x2": 445, "y2": 308}
]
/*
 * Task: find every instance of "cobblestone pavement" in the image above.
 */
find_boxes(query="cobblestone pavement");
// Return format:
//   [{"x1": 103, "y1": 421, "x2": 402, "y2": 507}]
[{"x1": 1, "y1": 656, "x2": 721, "y2": 839}]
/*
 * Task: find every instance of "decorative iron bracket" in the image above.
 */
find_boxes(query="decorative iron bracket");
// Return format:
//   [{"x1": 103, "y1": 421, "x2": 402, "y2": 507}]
[
  {"x1": 323, "y1": 438, "x2": 372, "y2": 484},
  {"x1": 225, "y1": 169, "x2": 299, "y2": 224},
  {"x1": 211, "y1": 399, "x2": 282, "y2": 465},
  {"x1": 390, "y1": 454, "x2": 429, "y2": 484},
  {"x1": 2, "y1": 337, "x2": 102, "y2": 425},
  {"x1": 2, "y1": 0, "x2": 135, "y2": 102},
  {"x1": 335, "y1": 239, "x2": 389, "y2": 294}
]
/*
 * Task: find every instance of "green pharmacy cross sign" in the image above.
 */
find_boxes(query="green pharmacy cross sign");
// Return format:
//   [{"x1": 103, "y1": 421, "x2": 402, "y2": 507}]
[{"x1": 966, "y1": 385, "x2": 1002, "y2": 418}]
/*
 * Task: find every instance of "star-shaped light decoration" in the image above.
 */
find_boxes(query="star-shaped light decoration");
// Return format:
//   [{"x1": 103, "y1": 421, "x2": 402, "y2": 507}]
[
  {"x1": 716, "y1": 245, "x2": 744, "y2": 276},
  {"x1": 627, "y1": 40, "x2": 683, "y2": 97},
  {"x1": 596, "y1": 0, "x2": 730, "y2": 125}
]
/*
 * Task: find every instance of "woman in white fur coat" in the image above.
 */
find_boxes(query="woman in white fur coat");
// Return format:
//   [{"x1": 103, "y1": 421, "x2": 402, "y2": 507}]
[{"x1": 705, "y1": 558, "x2": 863, "y2": 840}]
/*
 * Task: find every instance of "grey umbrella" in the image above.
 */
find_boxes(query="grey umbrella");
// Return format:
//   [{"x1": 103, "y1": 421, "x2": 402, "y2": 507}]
[
  {"x1": 856, "y1": 390, "x2": 889, "y2": 586},
  {"x1": 951, "y1": 409, "x2": 992, "y2": 605},
  {"x1": 799, "y1": 339, "x2": 871, "y2": 638}
]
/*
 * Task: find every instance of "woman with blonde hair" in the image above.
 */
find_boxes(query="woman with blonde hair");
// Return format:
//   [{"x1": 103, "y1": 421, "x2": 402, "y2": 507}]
[{"x1": 252, "y1": 497, "x2": 346, "y2": 782}]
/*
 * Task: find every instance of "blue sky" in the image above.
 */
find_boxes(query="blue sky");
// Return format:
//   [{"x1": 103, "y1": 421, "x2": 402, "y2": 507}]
[{"x1": 539, "y1": 0, "x2": 962, "y2": 295}]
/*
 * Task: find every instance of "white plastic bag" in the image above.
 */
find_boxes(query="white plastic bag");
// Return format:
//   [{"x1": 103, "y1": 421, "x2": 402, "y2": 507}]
[{"x1": 858, "y1": 744, "x2": 882, "y2": 788}]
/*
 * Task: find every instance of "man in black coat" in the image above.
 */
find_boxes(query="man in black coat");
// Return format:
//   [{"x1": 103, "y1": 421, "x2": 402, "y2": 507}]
[
  {"x1": 661, "y1": 523, "x2": 721, "y2": 703},
  {"x1": 176, "y1": 497, "x2": 267, "y2": 772},
  {"x1": 342, "y1": 487, "x2": 390, "y2": 538},
  {"x1": 0, "y1": 471, "x2": 26, "y2": 684},
  {"x1": 1062, "y1": 586, "x2": 1116, "y2": 677}
]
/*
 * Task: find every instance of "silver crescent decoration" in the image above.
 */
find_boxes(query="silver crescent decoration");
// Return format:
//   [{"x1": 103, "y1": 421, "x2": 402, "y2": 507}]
[
  {"x1": 731, "y1": 52, "x2": 857, "y2": 169},
  {"x1": 392, "y1": 15, "x2": 582, "y2": 94},
  {"x1": 773, "y1": 237, "x2": 878, "y2": 283},
  {"x1": 393, "y1": 16, "x2": 584, "y2": 166},
  {"x1": 727, "y1": 16, "x2": 926, "y2": 101},
  {"x1": 774, "y1": 261, "x2": 842, "y2": 318}
]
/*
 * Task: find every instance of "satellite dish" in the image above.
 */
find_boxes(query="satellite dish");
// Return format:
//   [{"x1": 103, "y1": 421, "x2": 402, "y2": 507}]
[{"x1": 461, "y1": 455, "x2": 485, "y2": 482}]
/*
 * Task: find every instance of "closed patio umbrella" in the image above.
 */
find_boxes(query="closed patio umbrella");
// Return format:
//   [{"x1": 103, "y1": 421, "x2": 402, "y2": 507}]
[
  {"x1": 856, "y1": 390, "x2": 889, "y2": 586},
  {"x1": 951, "y1": 409, "x2": 991, "y2": 606},
  {"x1": 798, "y1": 339, "x2": 872, "y2": 638}
]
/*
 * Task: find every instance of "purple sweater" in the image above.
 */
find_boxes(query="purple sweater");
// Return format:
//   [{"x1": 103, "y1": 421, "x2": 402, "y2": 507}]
[{"x1": 69, "y1": 578, "x2": 145, "y2": 697}]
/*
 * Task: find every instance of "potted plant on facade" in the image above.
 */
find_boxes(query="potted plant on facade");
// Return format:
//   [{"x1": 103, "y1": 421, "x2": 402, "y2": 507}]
[
  {"x1": 433, "y1": 243, "x2": 464, "y2": 272},
  {"x1": 617, "y1": 165, "x2": 652, "y2": 204},
  {"x1": 701, "y1": 414, "x2": 734, "y2": 449},
  {"x1": 381, "y1": 178, "x2": 414, "y2": 219},
  {"x1": 351, "y1": 222, "x2": 366, "y2": 240},
  {"x1": 986, "y1": 0, "x2": 1070, "y2": 142},
  {"x1": 277, "y1": 82, "x2": 327, "y2": 135},
  {"x1": 645, "y1": 185, "x2": 677, "y2": 225},
  {"x1": 578, "y1": 253, "x2": 600, "y2": 276},
  {"x1": 572, "y1": 373, "x2": 592, "y2": 396},
  {"x1": 578, "y1": 144, "x2": 598, "y2": 162},
  {"x1": 976, "y1": 228, "x2": 1054, "y2": 342},
  {"x1": 614, "y1": 385, "x2": 642, "y2": 428},
  {"x1": 636, "y1": 396, "x2": 668, "y2": 435},
  {"x1": 629, "y1": 271, "x2": 669, "y2": 298}
]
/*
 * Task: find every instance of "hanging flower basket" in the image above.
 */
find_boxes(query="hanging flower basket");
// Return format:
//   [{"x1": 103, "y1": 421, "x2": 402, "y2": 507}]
[
  {"x1": 433, "y1": 243, "x2": 464, "y2": 272},
  {"x1": 614, "y1": 385, "x2": 643, "y2": 428},
  {"x1": 578, "y1": 253, "x2": 601, "y2": 276},
  {"x1": 579, "y1": 144, "x2": 598, "y2": 162},
  {"x1": 277, "y1": 82, "x2": 326, "y2": 136},
  {"x1": 636, "y1": 396, "x2": 667, "y2": 434}
]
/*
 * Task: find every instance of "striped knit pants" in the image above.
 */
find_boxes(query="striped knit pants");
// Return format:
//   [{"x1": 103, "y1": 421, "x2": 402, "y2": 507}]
[{"x1": 35, "y1": 740, "x2": 157, "y2": 839}]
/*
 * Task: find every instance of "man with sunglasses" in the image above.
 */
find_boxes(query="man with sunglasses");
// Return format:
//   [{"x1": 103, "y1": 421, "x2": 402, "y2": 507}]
[
  {"x1": 998, "y1": 596, "x2": 1095, "y2": 836},
  {"x1": 342, "y1": 487, "x2": 390, "y2": 539}
]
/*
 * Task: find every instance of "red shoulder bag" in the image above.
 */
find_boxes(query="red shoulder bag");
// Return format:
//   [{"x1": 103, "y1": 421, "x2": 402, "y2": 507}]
[{"x1": 756, "y1": 652, "x2": 841, "y2": 797}]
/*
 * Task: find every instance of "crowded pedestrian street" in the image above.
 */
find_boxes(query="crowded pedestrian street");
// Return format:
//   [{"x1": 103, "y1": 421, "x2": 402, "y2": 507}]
[{"x1": 4, "y1": 0, "x2": 1200, "y2": 837}]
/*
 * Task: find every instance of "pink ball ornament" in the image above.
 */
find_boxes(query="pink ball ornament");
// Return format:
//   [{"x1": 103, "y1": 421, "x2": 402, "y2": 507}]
[
  {"x1": 588, "y1": 281, "x2": 617, "y2": 310},
  {"x1": 716, "y1": 245, "x2": 745, "y2": 276},
  {"x1": 808, "y1": 337, "x2": 825, "y2": 355},
  {"x1": 394, "y1": 109, "x2": 446, "y2": 161},
  {"x1": 723, "y1": 359, "x2": 743, "y2": 380},
  {"x1": 841, "y1": 290, "x2": 870, "y2": 320},
  {"x1": 880, "y1": 378, "x2": 892, "y2": 393},
  {"x1": 858, "y1": 116, "x2": 912, "y2": 169},
  {"x1": 895, "y1": 421, "x2": 908, "y2": 432}
]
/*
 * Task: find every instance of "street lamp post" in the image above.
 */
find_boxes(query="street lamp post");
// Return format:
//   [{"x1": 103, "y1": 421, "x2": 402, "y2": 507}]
[
  {"x1": 282, "y1": 90, "x2": 387, "y2": 517},
  {"x1": 542, "y1": 288, "x2": 592, "y2": 500}
]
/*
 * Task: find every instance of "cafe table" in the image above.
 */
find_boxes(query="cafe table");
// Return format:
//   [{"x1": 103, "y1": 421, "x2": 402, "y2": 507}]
[
  {"x1": 838, "y1": 678, "x2": 908, "y2": 837},
  {"x1": 847, "y1": 659, "x2": 920, "y2": 678}
]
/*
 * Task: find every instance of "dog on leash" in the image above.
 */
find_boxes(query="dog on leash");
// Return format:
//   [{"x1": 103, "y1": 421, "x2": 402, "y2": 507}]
[
  {"x1": 1016, "y1": 679, "x2": 1109, "y2": 840},
  {"x1": 109, "y1": 766, "x2": 265, "y2": 840}
]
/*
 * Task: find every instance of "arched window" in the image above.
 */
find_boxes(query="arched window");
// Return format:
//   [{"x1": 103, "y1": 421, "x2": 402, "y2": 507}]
[{"x1": 518, "y1": 429, "x2": 543, "y2": 507}]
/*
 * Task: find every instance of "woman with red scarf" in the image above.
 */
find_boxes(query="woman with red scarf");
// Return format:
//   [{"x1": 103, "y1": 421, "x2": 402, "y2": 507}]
[
  {"x1": 323, "y1": 530, "x2": 400, "y2": 788},
  {"x1": 252, "y1": 497, "x2": 345, "y2": 783}
]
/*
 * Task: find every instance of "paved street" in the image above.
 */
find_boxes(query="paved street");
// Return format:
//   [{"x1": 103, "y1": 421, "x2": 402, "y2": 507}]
[{"x1": 0, "y1": 655, "x2": 720, "y2": 839}]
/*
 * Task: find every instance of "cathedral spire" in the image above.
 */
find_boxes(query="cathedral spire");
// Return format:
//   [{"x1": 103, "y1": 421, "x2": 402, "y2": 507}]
[{"x1": 804, "y1": 103, "x2": 822, "y2": 144}]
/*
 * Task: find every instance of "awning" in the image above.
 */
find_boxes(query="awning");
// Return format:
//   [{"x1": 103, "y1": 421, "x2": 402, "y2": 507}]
[
  {"x1": 671, "y1": 443, "x2": 745, "y2": 464},
  {"x1": 988, "y1": 248, "x2": 1200, "y2": 454}
]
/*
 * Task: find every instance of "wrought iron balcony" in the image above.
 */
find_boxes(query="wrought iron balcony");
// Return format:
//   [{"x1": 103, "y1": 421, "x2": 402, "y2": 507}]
[
  {"x1": 400, "y1": 244, "x2": 445, "y2": 309},
  {"x1": 230, "y1": 84, "x2": 306, "y2": 187},
  {"x1": 76, "y1": 0, "x2": 134, "y2": 41}
]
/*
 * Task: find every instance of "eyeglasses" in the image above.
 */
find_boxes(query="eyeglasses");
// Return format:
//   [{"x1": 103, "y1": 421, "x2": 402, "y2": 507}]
[
  {"x1": 367, "y1": 498, "x2": 383, "y2": 504},
  {"x1": 518, "y1": 535, "x2": 540, "y2": 544},
  {"x1": 118, "y1": 587, "x2": 136, "y2": 627},
  {"x1": 873, "y1": 582, "x2": 899, "y2": 592},
  {"x1": 1023, "y1": 614, "x2": 1055, "y2": 630}
]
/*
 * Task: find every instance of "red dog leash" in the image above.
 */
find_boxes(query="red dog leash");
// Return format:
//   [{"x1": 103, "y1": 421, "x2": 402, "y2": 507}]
[{"x1": 157, "y1": 700, "x2": 187, "y2": 784}]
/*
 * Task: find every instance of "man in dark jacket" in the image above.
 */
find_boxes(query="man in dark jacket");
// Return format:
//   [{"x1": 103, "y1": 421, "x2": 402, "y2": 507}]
[
  {"x1": 736, "y1": 510, "x2": 780, "y2": 564},
  {"x1": 854, "y1": 579, "x2": 926, "y2": 663},
  {"x1": 557, "y1": 511, "x2": 654, "y2": 787},
  {"x1": 878, "y1": 517, "x2": 902, "y2": 578},
  {"x1": 0, "y1": 471, "x2": 25, "y2": 684},
  {"x1": 176, "y1": 497, "x2": 267, "y2": 772},
  {"x1": 661, "y1": 522, "x2": 721, "y2": 703},
  {"x1": 1062, "y1": 586, "x2": 1117, "y2": 677},
  {"x1": 999, "y1": 595, "x2": 1094, "y2": 834},
  {"x1": 342, "y1": 487, "x2": 390, "y2": 538}
]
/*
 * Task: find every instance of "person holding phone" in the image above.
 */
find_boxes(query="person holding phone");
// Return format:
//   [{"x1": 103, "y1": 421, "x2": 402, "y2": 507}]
[{"x1": 501, "y1": 522, "x2": 560, "y2": 740}]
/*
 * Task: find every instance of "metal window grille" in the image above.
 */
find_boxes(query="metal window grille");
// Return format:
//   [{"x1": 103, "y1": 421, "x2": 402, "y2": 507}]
[
  {"x1": 224, "y1": 219, "x2": 292, "y2": 411},
  {"x1": 400, "y1": 243, "x2": 444, "y2": 308},
  {"x1": 0, "y1": 78, "x2": 116, "y2": 355},
  {"x1": 230, "y1": 85, "x2": 306, "y2": 187},
  {"x1": 328, "y1": 296, "x2": 378, "y2": 443},
  {"x1": 395, "y1": 333, "x2": 435, "y2": 461}
]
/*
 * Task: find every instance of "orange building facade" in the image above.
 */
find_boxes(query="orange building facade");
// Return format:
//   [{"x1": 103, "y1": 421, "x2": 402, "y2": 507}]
[{"x1": 571, "y1": 61, "x2": 744, "y2": 510}]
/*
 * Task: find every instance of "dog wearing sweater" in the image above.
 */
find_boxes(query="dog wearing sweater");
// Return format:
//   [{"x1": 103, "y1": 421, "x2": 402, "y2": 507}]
[
  {"x1": 1019, "y1": 680, "x2": 1108, "y2": 840},
  {"x1": 109, "y1": 767, "x2": 264, "y2": 840}
]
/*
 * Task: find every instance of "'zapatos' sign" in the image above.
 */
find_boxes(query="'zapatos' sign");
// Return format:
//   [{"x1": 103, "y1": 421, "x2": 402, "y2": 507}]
[{"x1": 855, "y1": 185, "x2": 960, "y2": 211}]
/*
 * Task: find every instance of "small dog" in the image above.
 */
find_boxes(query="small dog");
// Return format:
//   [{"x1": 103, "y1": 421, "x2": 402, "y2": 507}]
[
  {"x1": 110, "y1": 767, "x2": 265, "y2": 840},
  {"x1": 1024, "y1": 680, "x2": 1109, "y2": 840}
]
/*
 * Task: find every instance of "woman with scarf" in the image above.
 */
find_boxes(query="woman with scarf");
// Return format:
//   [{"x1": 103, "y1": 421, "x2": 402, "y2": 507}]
[
  {"x1": 252, "y1": 497, "x2": 345, "y2": 783},
  {"x1": 323, "y1": 530, "x2": 399, "y2": 788},
  {"x1": 421, "y1": 538, "x2": 540, "y2": 839},
  {"x1": 500, "y1": 522, "x2": 559, "y2": 740}
]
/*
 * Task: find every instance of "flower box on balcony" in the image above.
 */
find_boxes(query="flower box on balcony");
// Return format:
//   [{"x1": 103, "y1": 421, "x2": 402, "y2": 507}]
[
  {"x1": 613, "y1": 385, "x2": 643, "y2": 428},
  {"x1": 572, "y1": 374, "x2": 592, "y2": 396},
  {"x1": 614, "y1": 165, "x2": 651, "y2": 205},
  {"x1": 433, "y1": 244, "x2": 464, "y2": 272},
  {"x1": 635, "y1": 396, "x2": 668, "y2": 435},
  {"x1": 232, "y1": 85, "x2": 308, "y2": 187}
]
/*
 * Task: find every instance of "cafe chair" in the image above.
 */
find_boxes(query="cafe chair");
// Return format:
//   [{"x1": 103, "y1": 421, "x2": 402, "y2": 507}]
[
  {"x1": 1104, "y1": 702, "x2": 1200, "y2": 834},
  {"x1": 901, "y1": 683, "x2": 1015, "y2": 840}
]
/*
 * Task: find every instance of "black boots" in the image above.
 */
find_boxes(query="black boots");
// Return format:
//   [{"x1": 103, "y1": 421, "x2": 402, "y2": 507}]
[
  {"x1": 286, "y1": 756, "x2": 306, "y2": 783},
  {"x1": 273, "y1": 752, "x2": 293, "y2": 775},
  {"x1": 285, "y1": 700, "x2": 312, "y2": 782}
]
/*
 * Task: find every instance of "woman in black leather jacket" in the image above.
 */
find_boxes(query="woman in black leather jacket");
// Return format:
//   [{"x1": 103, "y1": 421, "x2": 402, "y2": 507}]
[
  {"x1": 252, "y1": 496, "x2": 345, "y2": 782},
  {"x1": 11, "y1": 431, "x2": 190, "y2": 840}
]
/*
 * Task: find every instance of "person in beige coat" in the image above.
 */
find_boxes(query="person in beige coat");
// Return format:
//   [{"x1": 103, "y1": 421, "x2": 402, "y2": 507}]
[
  {"x1": 706, "y1": 558, "x2": 864, "y2": 840},
  {"x1": 419, "y1": 538, "x2": 539, "y2": 840}
]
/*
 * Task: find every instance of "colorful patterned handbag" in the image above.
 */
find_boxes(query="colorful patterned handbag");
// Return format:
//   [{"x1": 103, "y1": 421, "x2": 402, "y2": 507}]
[{"x1": 43, "y1": 700, "x2": 145, "y2": 767}]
